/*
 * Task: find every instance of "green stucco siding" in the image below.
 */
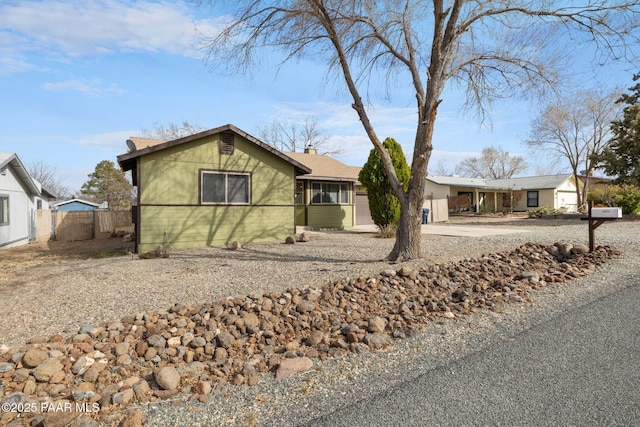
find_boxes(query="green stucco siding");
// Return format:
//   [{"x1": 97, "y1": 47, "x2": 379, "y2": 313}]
[
  {"x1": 307, "y1": 205, "x2": 354, "y2": 228},
  {"x1": 136, "y1": 134, "x2": 296, "y2": 251},
  {"x1": 137, "y1": 205, "x2": 293, "y2": 253},
  {"x1": 296, "y1": 205, "x2": 306, "y2": 226},
  {"x1": 139, "y1": 136, "x2": 293, "y2": 205}
]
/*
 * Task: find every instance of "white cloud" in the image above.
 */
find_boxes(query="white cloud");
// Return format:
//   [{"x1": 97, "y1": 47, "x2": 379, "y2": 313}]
[
  {"x1": 0, "y1": 0, "x2": 224, "y2": 59},
  {"x1": 43, "y1": 78, "x2": 125, "y2": 95},
  {"x1": 76, "y1": 130, "x2": 136, "y2": 151}
]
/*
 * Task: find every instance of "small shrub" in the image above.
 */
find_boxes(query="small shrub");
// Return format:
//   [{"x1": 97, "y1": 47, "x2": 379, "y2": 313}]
[
  {"x1": 588, "y1": 184, "x2": 640, "y2": 214},
  {"x1": 614, "y1": 185, "x2": 640, "y2": 214},
  {"x1": 528, "y1": 207, "x2": 559, "y2": 218},
  {"x1": 588, "y1": 184, "x2": 620, "y2": 207}
]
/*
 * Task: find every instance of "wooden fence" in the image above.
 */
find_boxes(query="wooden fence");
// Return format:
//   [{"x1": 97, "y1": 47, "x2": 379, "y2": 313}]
[
  {"x1": 36, "y1": 210, "x2": 134, "y2": 242},
  {"x1": 423, "y1": 196, "x2": 449, "y2": 223}
]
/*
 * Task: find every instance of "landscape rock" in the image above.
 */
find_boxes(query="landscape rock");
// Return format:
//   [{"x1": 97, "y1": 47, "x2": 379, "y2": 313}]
[
  {"x1": 275, "y1": 357, "x2": 313, "y2": 380},
  {"x1": 83, "y1": 361, "x2": 106, "y2": 383},
  {"x1": 572, "y1": 244, "x2": 589, "y2": 255},
  {"x1": 217, "y1": 331, "x2": 235, "y2": 349},
  {"x1": 363, "y1": 333, "x2": 393, "y2": 350},
  {"x1": 0, "y1": 241, "x2": 622, "y2": 426},
  {"x1": 155, "y1": 366, "x2": 181, "y2": 391},
  {"x1": 32, "y1": 358, "x2": 63, "y2": 382},
  {"x1": 112, "y1": 388, "x2": 135, "y2": 405},
  {"x1": 195, "y1": 380, "x2": 212, "y2": 395},
  {"x1": 285, "y1": 236, "x2": 296, "y2": 244},
  {"x1": 226, "y1": 241, "x2": 241, "y2": 250},
  {"x1": 0, "y1": 362, "x2": 15, "y2": 373},
  {"x1": 297, "y1": 232, "x2": 311, "y2": 242},
  {"x1": 368, "y1": 316, "x2": 387, "y2": 333},
  {"x1": 22, "y1": 349, "x2": 48, "y2": 368},
  {"x1": 139, "y1": 245, "x2": 169, "y2": 259}
]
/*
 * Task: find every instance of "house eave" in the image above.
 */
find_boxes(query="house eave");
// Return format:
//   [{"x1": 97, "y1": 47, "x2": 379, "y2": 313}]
[{"x1": 117, "y1": 124, "x2": 311, "y2": 175}]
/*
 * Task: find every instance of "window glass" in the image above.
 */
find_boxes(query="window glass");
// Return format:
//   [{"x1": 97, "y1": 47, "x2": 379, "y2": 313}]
[
  {"x1": 527, "y1": 191, "x2": 539, "y2": 207},
  {"x1": 0, "y1": 195, "x2": 8, "y2": 224},
  {"x1": 311, "y1": 183, "x2": 322, "y2": 203},
  {"x1": 325, "y1": 183, "x2": 339, "y2": 204},
  {"x1": 340, "y1": 184, "x2": 349, "y2": 204},
  {"x1": 202, "y1": 173, "x2": 226, "y2": 203},
  {"x1": 228, "y1": 174, "x2": 249, "y2": 203},
  {"x1": 311, "y1": 183, "x2": 349, "y2": 204}
]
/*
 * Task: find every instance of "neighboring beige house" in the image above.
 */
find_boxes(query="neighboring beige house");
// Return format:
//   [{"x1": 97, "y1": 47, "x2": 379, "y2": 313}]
[
  {"x1": 425, "y1": 173, "x2": 583, "y2": 214},
  {"x1": 285, "y1": 148, "x2": 374, "y2": 228}
]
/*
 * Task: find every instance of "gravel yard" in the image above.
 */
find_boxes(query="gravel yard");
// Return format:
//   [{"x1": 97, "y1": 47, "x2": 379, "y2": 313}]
[{"x1": 1, "y1": 217, "x2": 638, "y2": 426}]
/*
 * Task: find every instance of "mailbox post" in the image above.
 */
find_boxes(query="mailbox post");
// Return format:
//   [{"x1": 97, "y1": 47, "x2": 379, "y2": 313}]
[{"x1": 582, "y1": 201, "x2": 622, "y2": 252}]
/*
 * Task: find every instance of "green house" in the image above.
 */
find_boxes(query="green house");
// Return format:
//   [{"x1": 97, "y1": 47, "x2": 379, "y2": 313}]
[
  {"x1": 117, "y1": 124, "x2": 311, "y2": 253},
  {"x1": 285, "y1": 149, "x2": 366, "y2": 229}
]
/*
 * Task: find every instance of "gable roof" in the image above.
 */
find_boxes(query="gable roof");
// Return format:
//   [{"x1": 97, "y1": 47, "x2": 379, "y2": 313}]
[
  {"x1": 487, "y1": 174, "x2": 574, "y2": 190},
  {"x1": 54, "y1": 198, "x2": 100, "y2": 208},
  {"x1": 127, "y1": 137, "x2": 167, "y2": 151},
  {"x1": 425, "y1": 175, "x2": 488, "y2": 188},
  {"x1": 0, "y1": 152, "x2": 41, "y2": 196},
  {"x1": 117, "y1": 124, "x2": 311, "y2": 175},
  {"x1": 284, "y1": 152, "x2": 361, "y2": 182},
  {"x1": 426, "y1": 173, "x2": 575, "y2": 191}
]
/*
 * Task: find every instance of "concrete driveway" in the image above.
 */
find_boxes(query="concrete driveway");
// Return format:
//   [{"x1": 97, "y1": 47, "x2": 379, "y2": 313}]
[{"x1": 349, "y1": 223, "x2": 530, "y2": 237}]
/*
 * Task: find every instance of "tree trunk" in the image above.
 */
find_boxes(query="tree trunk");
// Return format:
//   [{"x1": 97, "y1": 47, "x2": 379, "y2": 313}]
[
  {"x1": 386, "y1": 115, "x2": 434, "y2": 261},
  {"x1": 386, "y1": 195, "x2": 423, "y2": 261}
]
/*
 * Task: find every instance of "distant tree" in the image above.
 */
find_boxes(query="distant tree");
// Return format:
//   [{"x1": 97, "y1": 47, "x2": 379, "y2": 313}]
[
  {"x1": 596, "y1": 73, "x2": 640, "y2": 186},
  {"x1": 80, "y1": 160, "x2": 134, "y2": 209},
  {"x1": 257, "y1": 116, "x2": 342, "y2": 155},
  {"x1": 430, "y1": 160, "x2": 463, "y2": 177},
  {"x1": 25, "y1": 160, "x2": 71, "y2": 200},
  {"x1": 198, "y1": 0, "x2": 639, "y2": 261},
  {"x1": 458, "y1": 146, "x2": 526, "y2": 179},
  {"x1": 527, "y1": 89, "x2": 619, "y2": 210},
  {"x1": 141, "y1": 121, "x2": 207, "y2": 140},
  {"x1": 359, "y1": 138, "x2": 410, "y2": 229}
]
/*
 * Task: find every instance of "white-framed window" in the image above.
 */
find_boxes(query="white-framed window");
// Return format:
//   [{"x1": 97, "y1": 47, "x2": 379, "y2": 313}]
[
  {"x1": 311, "y1": 182, "x2": 349, "y2": 204},
  {"x1": 201, "y1": 171, "x2": 251, "y2": 205},
  {"x1": 0, "y1": 195, "x2": 8, "y2": 225},
  {"x1": 527, "y1": 191, "x2": 539, "y2": 207}
]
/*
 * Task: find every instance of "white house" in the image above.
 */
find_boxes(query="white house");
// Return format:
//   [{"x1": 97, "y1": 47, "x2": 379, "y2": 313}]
[
  {"x1": 424, "y1": 173, "x2": 583, "y2": 214},
  {"x1": 0, "y1": 152, "x2": 54, "y2": 249}
]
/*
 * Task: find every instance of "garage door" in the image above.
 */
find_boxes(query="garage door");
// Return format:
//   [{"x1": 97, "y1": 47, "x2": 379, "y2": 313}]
[{"x1": 355, "y1": 193, "x2": 374, "y2": 225}]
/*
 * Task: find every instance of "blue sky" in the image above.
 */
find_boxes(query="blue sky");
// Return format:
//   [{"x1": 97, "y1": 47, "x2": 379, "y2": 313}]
[{"x1": 1, "y1": 0, "x2": 636, "y2": 194}]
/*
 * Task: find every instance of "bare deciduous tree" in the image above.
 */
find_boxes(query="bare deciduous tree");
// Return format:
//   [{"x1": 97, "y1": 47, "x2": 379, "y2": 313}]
[
  {"x1": 458, "y1": 146, "x2": 526, "y2": 179},
  {"x1": 141, "y1": 121, "x2": 207, "y2": 140},
  {"x1": 527, "y1": 89, "x2": 620, "y2": 211},
  {"x1": 197, "y1": 0, "x2": 639, "y2": 260},
  {"x1": 25, "y1": 160, "x2": 71, "y2": 200},
  {"x1": 430, "y1": 159, "x2": 463, "y2": 177},
  {"x1": 257, "y1": 115, "x2": 341, "y2": 154}
]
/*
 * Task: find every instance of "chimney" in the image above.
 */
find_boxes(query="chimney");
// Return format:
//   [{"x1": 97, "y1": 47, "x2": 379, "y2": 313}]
[{"x1": 304, "y1": 146, "x2": 317, "y2": 154}]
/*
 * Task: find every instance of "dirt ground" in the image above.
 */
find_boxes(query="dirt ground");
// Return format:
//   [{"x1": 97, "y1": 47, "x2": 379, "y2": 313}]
[
  {"x1": 0, "y1": 238, "x2": 133, "y2": 287},
  {"x1": 0, "y1": 214, "x2": 524, "y2": 281}
]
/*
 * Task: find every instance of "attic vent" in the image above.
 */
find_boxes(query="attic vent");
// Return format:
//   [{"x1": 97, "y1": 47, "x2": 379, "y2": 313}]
[{"x1": 219, "y1": 133, "x2": 235, "y2": 155}]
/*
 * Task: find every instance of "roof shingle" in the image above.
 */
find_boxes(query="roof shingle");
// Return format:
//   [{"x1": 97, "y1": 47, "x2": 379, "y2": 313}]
[{"x1": 284, "y1": 152, "x2": 361, "y2": 182}]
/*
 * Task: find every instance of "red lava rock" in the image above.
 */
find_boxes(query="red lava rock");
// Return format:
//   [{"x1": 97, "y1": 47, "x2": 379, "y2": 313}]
[{"x1": 0, "y1": 243, "x2": 622, "y2": 425}]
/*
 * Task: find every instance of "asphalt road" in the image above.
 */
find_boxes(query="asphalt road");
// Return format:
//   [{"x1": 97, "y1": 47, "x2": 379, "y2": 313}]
[{"x1": 308, "y1": 280, "x2": 640, "y2": 427}]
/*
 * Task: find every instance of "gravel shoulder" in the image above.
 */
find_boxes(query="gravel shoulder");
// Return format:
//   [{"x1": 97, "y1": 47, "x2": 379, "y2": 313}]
[{"x1": 1, "y1": 218, "x2": 638, "y2": 425}]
